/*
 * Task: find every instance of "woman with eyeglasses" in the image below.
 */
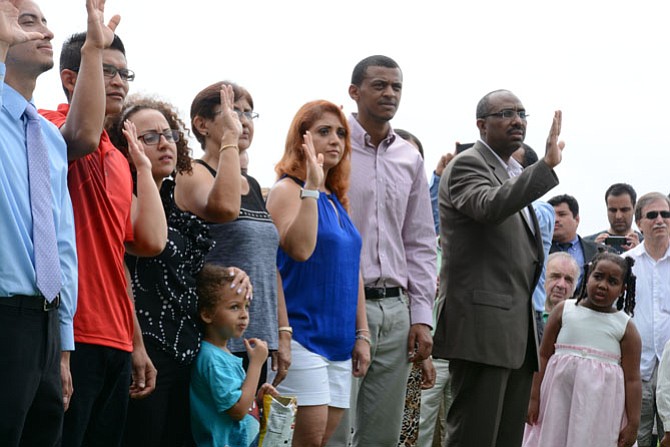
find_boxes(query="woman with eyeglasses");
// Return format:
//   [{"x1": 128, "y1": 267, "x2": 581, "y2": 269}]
[
  {"x1": 182, "y1": 81, "x2": 291, "y2": 391},
  {"x1": 107, "y1": 94, "x2": 252, "y2": 447}
]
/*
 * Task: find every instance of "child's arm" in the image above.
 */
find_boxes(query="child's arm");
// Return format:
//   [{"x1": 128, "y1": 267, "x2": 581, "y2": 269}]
[
  {"x1": 527, "y1": 300, "x2": 563, "y2": 425},
  {"x1": 618, "y1": 320, "x2": 642, "y2": 447},
  {"x1": 257, "y1": 382, "x2": 279, "y2": 405},
  {"x1": 226, "y1": 338, "x2": 268, "y2": 421}
]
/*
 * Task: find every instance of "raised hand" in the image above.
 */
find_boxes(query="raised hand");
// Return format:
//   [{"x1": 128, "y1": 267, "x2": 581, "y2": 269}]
[
  {"x1": 543, "y1": 110, "x2": 565, "y2": 168},
  {"x1": 85, "y1": 0, "x2": 121, "y2": 50},
  {"x1": 122, "y1": 120, "x2": 152, "y2": 172},
  {"x1": 435, "y1": 152, "x2": 455, "y2": 177},
  {"x1": 219, "y1": 84, "x2": 242, "y2": 144},
  {"x1": 302, "y1": 131, "x2": 324, "y2": 191},
  {"x1": 0, "y1": 1, "x2": 45, "y2": 52}
]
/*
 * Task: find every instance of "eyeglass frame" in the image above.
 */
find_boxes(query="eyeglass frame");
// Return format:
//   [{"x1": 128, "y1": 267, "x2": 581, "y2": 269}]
[
  {"x1": 102, "y1": 63, "x2": 135, "y2": 82},
  {"x1": 644, "y1": 210, "x2": 670, "y2": 220},
  {"x1": 234, "y1": 108, "x2": 259, "y2": 120},
  {"x1": 478, "y1": 109, "x2": 528, "y2": 120},
  {"x1": 137, "y1": 129, "x2": 180, "y2": 145},
  {"x1": 71, "y1": 64, "x2": 136, "y2": 82}
]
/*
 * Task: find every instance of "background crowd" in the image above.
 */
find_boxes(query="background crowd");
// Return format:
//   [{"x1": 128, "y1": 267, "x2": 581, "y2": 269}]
[{"x1": 2, "y1": 1, "x2": 670, "y2": 447}]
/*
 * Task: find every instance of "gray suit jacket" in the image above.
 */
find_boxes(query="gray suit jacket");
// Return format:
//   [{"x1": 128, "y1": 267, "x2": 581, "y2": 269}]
[{"x1": 433, "y1": 142, "x2": 559, "y2": 369}]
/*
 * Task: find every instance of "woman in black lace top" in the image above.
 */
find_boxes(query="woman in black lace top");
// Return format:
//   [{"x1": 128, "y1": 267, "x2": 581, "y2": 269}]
[{"x1": 108, "y1": 95, "x2": 251, "y2": 447}]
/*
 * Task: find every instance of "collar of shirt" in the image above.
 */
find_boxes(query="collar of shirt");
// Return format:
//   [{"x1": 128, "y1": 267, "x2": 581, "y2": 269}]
[
  {"x1": 349, "y1": 113, "x2": 396, "y2": 151},
  {"x1": 554, "y1": 236, "x2": 579, "y2": 251},
  {"x1": 1, "y1": 77, "x2": 32, "y2": 122},
  {"x1": 636, "y1": 241, "x2": 670, "y2": 263},
  {"x1": 479, "y1": 139, "x2": 524, "y2": 178}
]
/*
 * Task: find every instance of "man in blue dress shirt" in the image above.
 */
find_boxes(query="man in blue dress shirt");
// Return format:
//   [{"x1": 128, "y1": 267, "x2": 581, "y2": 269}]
[{"x1": 0, "y1": 2, "x2": 77, "y2": 446}]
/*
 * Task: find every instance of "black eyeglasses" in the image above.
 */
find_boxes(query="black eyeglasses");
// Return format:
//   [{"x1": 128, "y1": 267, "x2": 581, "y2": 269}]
[
  {"x1": 644, "y1": 210, "x2": 670, "y2": 219},
  {"x1": 138, "y1": 129, "x2": 180, "y2": 145},
  {"x1": 234, "y1": 109, "x2": 259, "y2": 120},
  {"x1": 102, "y1": 64, "x2": 135, "y2": 82},
  {"x1": 479, "y1": 109, "x2": 528, "y2": 120}
]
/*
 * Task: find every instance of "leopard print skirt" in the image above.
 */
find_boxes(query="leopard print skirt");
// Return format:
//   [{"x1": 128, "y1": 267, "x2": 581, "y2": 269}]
[{"x1": 398, "y1": 362, "x2": 423, "y2": 446}]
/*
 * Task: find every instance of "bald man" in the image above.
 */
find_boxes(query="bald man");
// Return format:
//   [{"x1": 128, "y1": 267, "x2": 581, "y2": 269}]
[{"x1": 543, "y1": 252, "x2": 580, "y2": 321}]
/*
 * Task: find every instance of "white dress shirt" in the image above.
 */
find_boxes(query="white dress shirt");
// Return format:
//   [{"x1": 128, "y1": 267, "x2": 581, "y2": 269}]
[{"x1": 625, "y1": 242, "x2": 670, "y2": 381}]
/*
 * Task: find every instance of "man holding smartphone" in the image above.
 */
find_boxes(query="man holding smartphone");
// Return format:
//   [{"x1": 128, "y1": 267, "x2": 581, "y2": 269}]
[{"x1": 585, "y1": 182, "x2": 642, "y2": 254}]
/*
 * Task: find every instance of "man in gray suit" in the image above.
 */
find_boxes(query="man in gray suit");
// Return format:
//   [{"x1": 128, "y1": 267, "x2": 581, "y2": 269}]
[{"x1": 433, "y1": 89, "x2": 565, "y2": 447}]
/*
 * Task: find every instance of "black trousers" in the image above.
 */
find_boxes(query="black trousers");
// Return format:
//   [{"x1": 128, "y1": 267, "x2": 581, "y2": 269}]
[
  {"x1": 446, "y1": 339, "x2": 535, "y2": 447},
  {"x1": 61, "y1": 343, "x2": 131, "y2": 447},
  {"x1": 123, "y1": 341, "x2": 194, "y2": 447},
  {"x1": 0, "y1": 303, "x2": 63, "y2": 447}
]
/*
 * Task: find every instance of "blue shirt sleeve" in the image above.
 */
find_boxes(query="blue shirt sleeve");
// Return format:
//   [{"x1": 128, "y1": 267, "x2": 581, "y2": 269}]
[{"x1": 531, "y1": 201, "x2": 555, "y2": 312}]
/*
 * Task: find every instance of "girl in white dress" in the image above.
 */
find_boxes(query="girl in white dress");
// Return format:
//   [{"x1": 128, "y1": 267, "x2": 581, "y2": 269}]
[{"x1": 523, "y1": 252, "x2": 641, "y2": 447}]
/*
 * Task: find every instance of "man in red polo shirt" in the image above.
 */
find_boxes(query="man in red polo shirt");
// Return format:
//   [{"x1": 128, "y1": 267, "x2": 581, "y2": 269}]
[{"x1": 39, "y1": 2, "x2": 166, "y2": 445}]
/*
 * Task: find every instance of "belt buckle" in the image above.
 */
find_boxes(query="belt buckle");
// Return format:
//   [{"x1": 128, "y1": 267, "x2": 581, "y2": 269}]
[{"x1": 44, "y1": 294, "x2": 60, "y2": 311}]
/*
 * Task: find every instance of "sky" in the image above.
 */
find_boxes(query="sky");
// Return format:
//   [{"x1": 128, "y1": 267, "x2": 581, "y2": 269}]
[{"x1": 34, "y1": 0, "x2": 669, "y2": 236}]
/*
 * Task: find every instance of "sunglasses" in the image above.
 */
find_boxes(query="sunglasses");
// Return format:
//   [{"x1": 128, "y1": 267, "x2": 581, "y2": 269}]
[{"x1": 644, "y1": 210, "x2": 670, "y2": 219}]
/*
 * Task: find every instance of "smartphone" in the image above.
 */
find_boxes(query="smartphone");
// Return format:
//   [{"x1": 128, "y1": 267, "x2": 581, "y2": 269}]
[{"x1": 605, "y1": 236, "x2": 628, "y2": 249}]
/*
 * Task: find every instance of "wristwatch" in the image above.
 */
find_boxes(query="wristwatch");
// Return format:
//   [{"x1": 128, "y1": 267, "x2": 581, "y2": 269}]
[{"x1": 300, "y1": 188, "x2": 319, "y2": 200}]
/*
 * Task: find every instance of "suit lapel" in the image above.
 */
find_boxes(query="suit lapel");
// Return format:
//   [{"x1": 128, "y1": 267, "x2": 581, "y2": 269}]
[
  {"x1": 477, "y1": 142, "x2": 509, "y2": 185},
  {"x1": 476, "y1": 143, "x2": 536, "y2": 236}
]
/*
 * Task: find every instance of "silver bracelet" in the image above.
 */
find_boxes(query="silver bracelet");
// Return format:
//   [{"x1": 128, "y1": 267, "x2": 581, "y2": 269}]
[{"x1": 355, "y1": 334, "x2": 372, "y2": 345}]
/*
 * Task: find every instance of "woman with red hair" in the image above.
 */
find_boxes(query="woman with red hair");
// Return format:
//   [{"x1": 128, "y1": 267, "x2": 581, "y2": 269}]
[{"x1": 266, "y1": 100, "x2": 370, "y2": 447}]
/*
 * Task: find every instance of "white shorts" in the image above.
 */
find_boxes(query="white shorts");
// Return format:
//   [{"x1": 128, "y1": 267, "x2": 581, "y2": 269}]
[{"x1": 271, "y1": 339, "x2": 352, "y2": 408}]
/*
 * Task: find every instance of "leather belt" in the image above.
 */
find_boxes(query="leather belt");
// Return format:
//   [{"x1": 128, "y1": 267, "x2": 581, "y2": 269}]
[
  {"x1": 0, "y1": 294, "x2": 60, "y2": 311},
  {"x1": 364, "y1": 287, "x2": 401, "y2": 299}
]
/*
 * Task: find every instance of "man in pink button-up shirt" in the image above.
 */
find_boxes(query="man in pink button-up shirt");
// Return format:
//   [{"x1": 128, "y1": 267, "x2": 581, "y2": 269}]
[{"x1": 329, "y1": 55, "x2": 437, "y2": 447}]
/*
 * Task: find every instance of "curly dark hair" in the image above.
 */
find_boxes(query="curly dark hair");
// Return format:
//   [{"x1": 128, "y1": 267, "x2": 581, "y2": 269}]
[
  {"x1": 106, "y1": 94, "x2": 193, "y2": 175},
  {"x1": 196, "y1": 263, "x2": 236, "y2": 316},
  {"x1": 576, "y1": 252, "x2": 636, "y2": 316}
]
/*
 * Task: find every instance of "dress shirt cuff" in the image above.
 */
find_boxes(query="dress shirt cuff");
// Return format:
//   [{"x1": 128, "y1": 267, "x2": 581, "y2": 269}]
[
  {"x1": 60, "y1": 322, "x2": 75, "y2": 351},
  {"x1": 410, "y1": 303, "x2": 434, "y2": 329}
]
